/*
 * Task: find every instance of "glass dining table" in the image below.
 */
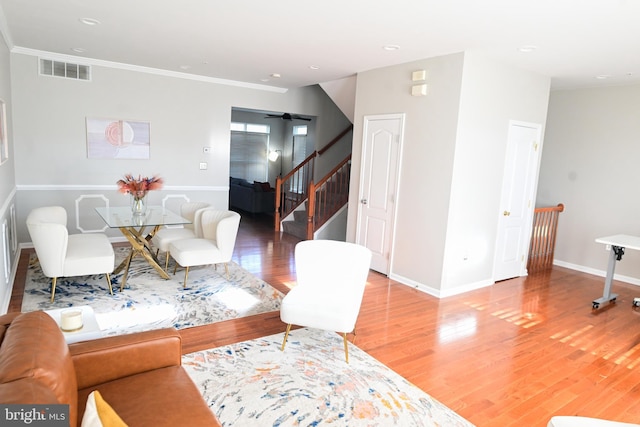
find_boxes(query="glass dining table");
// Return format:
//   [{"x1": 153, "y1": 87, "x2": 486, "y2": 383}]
[{"x1": 95, "y1": 206, "x2": 190, "y2": 290}]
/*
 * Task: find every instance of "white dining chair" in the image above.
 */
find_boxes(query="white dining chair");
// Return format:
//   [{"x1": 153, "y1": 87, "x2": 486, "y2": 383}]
[
  {"x1": 26, "y1": 206, "x2": 115, "y2": 302},
  {"x1": 169, "y1": 209, "x2": 241, "y2": 288},
  {"x1": 280, "y1": 240, "x2": 372, "y2": 363},
  {"x1": 151, "y1": 201, "x2": 210, "y2": 269}
]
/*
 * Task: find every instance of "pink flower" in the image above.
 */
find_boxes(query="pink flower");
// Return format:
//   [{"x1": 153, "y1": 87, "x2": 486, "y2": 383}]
[{"x1": 116, "y1": 174, "x2": 163, "y2": 200}]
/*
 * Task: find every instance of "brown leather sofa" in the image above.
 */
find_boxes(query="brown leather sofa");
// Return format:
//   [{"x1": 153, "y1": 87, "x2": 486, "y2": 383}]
[{"x1": 0, "y1": 311, "x2": 220, "y2": 426}]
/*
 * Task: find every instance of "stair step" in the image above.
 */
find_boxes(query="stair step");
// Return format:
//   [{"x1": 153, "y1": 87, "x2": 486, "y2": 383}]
[
  {"x1": 282, "y1": 220, "x2": 307, "y2": 240},
  {"x1": 293, "y1": 210, "x2": 307, "y2": 223}
]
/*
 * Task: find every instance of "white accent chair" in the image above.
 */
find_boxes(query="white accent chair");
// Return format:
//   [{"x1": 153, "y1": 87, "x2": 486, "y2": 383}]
[
  {"x1": 151, "y1": 201, "x2": 210, "y2": 269},
  {"x1": 169, "y1": 209, "x2": 241, "y2": 288},
  {"x1": 548, "y1": 417, "x2": 640, "y2": 427},
  {"x1": 280, "y1": 240, "x2": 372, "y2": 363},
  {"x1": 26, "y1": 206, "x2": 115, "y2": 302}
]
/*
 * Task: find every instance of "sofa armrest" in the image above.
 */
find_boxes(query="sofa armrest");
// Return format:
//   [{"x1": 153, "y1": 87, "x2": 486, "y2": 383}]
[{"x1": 70, "y1": 328, "x2": 182, "y2": 390}]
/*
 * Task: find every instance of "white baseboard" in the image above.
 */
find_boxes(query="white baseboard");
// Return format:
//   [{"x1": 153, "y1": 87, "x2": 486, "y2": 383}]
[
  {"x1": 388, "y1": 272, "x2": 494, "y2": 298},
  {"x1": 554, "y1": 259, "x2": 640, "y2": 287}
]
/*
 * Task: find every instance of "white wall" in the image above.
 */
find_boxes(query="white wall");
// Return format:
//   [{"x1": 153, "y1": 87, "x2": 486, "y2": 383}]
[
  {"x1": 443, "y1": 52, "x2": 550, "y2": 292},
  {"x1": 0, "y1": 32, "x2": 17, "y2": 312},
  {"x1": 349, "y1": 53, "x2": 465, "y2": 291},
  {"x1": 10, "y1": 53, "x2": 347, "y2": 244},
  {"x1": 349, "y1": 52, "x2": 550, "y2": 296},
  {"x1": 538, "y1": 84, "x2": 640, "y2": 283}
]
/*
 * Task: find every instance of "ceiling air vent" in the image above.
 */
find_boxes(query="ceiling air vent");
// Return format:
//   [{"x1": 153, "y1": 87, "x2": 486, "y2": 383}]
[{"x1": 39, "y1": 58, "x2": 91, "y2": 81}]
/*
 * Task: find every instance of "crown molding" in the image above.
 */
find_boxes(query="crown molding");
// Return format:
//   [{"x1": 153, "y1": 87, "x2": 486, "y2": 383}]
[{"x1": 11, "y1": 46, "x2": 288, "y2": 94}]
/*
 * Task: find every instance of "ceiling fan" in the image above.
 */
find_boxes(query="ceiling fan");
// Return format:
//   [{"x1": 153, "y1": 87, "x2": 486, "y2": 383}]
[{"x1": 264, "y1": 113, "x2": 311, "y2": 121}]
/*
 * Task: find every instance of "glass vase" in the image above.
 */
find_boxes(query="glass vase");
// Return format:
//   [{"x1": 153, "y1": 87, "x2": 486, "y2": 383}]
[{"x1": 131, "y1": 195, "x2": 147, "y2": 216}]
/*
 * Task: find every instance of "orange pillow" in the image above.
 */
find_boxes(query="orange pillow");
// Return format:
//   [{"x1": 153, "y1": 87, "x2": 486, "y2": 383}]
[{"x1": 81, "y1": 390, "x2": 128, "y2": 427}]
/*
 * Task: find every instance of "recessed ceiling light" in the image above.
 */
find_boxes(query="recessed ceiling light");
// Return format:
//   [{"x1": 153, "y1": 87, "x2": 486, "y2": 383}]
[
  {"x1": 595, "y1": 74, "x2": 611, "y2": 80},
  {"x1": 179, "y1": 65, "x2": 191, "y2": 70},
  {"x1": 79, "y1": 18, "x2": 101, "y2": 26},
  {"x1": 260, "y1": 78, "x2": 270, "y2": 82},
  {"x1": 270, "y1": 73, "x2": 281, "y2": 78},
  {"x1": 383, "y1": 45, "x2": 400, "y2": 51},
  {"x1": 71, "y1": 47, "x2": 86, "y2": 53},
  {"x1": 309, "y1": 65, "x2": 320, "y2": 70},
  {"x1": 518, "y1": 45, "x2": 538, "y2": 53}
]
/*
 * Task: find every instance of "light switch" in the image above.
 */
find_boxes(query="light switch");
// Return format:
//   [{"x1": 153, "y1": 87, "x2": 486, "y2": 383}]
[{"x1": 199, "y1": 162, "x2": 208, "y2": 170}]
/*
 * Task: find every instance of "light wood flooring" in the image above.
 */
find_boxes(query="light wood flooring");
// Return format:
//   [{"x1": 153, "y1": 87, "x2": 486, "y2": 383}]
[{"x1": 9, "y1": 213, "x2": 640, "y2": 426}]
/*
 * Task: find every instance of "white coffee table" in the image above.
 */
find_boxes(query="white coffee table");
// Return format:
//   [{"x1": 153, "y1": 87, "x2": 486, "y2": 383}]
[{"x1": 44, "y1": 305, "x2": 104, "y2": 344}]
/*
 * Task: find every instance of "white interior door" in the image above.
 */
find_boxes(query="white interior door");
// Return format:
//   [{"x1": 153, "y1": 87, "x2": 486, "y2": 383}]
[
  {"x1": 356, "y1": 114, "x2": 404, "y2": 274},
  {"x1": 494, "y1": 121, "x2": 542, "y2": 281}
]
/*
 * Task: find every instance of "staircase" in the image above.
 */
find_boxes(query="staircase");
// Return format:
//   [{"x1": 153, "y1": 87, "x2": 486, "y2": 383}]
[
  {"x1": 527, "y1": 203, "x2": 564, "y2": 272},
  {"x1": 275, "y1": 125, "x2": 352, "y2": 240},
  {"x1": 281, "y1": 160, "x2": 351, "y2": 240}
]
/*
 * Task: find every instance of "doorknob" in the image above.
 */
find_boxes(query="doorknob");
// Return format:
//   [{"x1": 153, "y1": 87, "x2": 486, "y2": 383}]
[
  {"x1": 503, "y1": 211, "x2": 510, "y2": 216},
  {"x1": 360, "y1": 199, "x2": 368, "y2": 205}
]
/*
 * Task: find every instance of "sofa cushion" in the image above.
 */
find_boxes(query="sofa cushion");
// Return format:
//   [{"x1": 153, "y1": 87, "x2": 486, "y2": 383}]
[
  {"x1": 0, "y1": 311, "x2": 79, "y2": 427},
  {"x1": 254, "y1": 181, "x2": 272, "y2": 192},
  {"x1": 77, "y1": 366, "x2": 218, "y2": 426}
]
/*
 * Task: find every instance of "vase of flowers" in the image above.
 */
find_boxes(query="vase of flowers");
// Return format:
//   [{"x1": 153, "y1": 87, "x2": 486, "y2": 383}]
[{"x1": 116, "y1": 174, "x2": 163, "y2": 216}]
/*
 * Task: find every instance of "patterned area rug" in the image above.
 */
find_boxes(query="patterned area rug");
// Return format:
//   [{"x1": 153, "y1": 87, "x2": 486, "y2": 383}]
[
  {"x1": 183, "y1": 328, "x2": 475, "y2": 427},
  {"x1": 21, "y1": 247, "x2": 283, "y2": 336}
]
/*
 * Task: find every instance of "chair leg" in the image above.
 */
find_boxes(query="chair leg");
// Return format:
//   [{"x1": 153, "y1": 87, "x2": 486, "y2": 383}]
[
  {"x1": 281, "y1": 324, "x2": 292, "y2": 351},
  {"x1": 50, "y1": 277, "x2": 57, "y2": 303},
  {"x1": 105, "y1": 273, "x2": 113, "y2": 295},
  {"x1": 343, "y1": 332, "x2": 350, "y2": 364},
  {"x1": 183, "y1": 266, "x2": 190, "y2": 289},
  {"x1": 165, "y1": 252, "x2": 170, "y2": 271},
  {"x1": 224, "y1": 263, "x2": 229, "y2": 279}
]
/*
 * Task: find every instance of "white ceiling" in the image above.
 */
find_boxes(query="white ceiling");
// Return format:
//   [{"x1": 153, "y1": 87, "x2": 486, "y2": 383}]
[{"x1": 0, "y1": 0, "x2": 639, "y2": 91}]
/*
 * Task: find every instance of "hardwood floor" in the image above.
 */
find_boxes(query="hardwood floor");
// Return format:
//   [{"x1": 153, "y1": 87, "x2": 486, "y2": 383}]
[{"x1": 10, "y1": 213, "x2": 640, "y2": 426}]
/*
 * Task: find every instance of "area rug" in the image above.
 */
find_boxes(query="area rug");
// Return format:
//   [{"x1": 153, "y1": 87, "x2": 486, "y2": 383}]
[
  {"x1": 183, "y1": 328, "x2": 475, "y2": 427},
  {"x1": 21, "y1": 247, "x2": 283, "y2": 336}
]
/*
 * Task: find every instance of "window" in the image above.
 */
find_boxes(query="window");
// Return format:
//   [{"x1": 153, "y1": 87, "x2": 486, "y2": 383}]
[
  {"x1": 292, "y1": 125, "x2": 308, "y2": 167},
  {"x1": 290, "y1": 125, "x2": 308, "y2": 192},
  {"x1": 230, "y1": 122, "x2": 271, "y2": 182}
]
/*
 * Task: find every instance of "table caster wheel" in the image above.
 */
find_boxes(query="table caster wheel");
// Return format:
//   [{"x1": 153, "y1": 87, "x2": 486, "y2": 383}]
[
  {"x1": 633, "y1": 298, "x2": 640, "y2": 307},
  {"x1": 592, "y1": 302, "x2": 600, "y2": 309}
]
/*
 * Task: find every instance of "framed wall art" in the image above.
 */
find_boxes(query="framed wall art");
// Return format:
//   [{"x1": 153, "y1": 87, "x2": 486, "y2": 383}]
[
  {"x1": 0, "y1": 99, "x2": 8, "y2": 165},
  {"x1": 86, "y1": 117, "x2": 150, "y2": 159}
]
